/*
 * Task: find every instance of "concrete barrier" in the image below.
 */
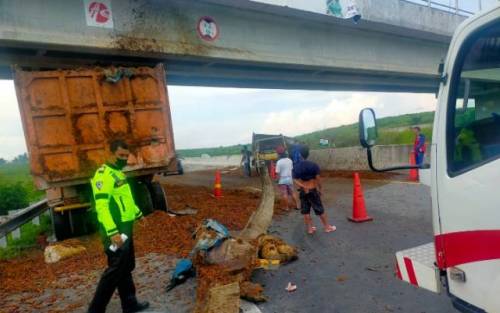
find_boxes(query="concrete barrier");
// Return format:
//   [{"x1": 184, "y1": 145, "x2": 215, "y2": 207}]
[
  {"x1": 182, "y1": 144, "x2": 431, "y2": 172},
  {"x1": 309, "y1": 144, "x2": 431, "y2": 171},
  {"x1": 182, "y1": 155, "x2": 242, "y2": 172}
]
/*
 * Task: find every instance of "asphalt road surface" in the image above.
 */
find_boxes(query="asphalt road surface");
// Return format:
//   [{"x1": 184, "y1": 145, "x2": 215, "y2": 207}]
[{"x1": 252, "y1": 177, "x2": 456, "y2": 313}]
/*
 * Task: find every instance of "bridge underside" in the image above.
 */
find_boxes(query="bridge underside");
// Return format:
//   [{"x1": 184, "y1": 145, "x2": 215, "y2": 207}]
[
  {"x1": 0, "y1": 46, "x2": 438, "y2": 92},
  {"x1": 0, "y1": 0, "x2": 453, "y2": 92}
]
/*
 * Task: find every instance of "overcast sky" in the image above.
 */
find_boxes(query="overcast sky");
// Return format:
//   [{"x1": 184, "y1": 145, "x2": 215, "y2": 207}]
[{"x1": 0, "y1": 80, "x2": 436, "y2": 160}]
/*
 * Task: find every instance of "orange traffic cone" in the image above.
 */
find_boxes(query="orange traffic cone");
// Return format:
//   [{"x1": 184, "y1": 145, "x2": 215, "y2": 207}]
[
  {"x1": 269, "y1": 161, "x2": 277, "y2": 180},
  {"x1": 409, "y1": 153, "x2": 419, "y2": 182},
  {"x1": 348, "y1": 172, "x2": 373, "y2": 223},
  {"x1": 213, "y1": 170, "x2": 223, "y2": 198}
]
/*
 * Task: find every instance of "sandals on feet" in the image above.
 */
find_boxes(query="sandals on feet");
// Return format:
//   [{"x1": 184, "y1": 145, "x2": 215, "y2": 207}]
[
  {"x1": 307, "y1": 226, "x2": 317, "y2": 234},
  {"x1": 325, "y1": 225, "x2": 337, "y2": 233}
]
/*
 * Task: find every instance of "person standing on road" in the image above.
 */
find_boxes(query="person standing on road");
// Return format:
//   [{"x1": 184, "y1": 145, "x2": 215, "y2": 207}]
[
  {"x1": 293, "y1": 145, "x2": 336, "y2": 234},
  {"x1": 240, "y1": 145, "x2": 252, "y2": 177},
  {"x1": 412, "y1": 126, "x2": 426, "y2": 167},
  {"x1": 290, "y1": 143, "x2": 303, "y2": 166},
  {"x1": 289, "y1": 143, "x2": 304, "y2": 208},
  {"x1": 88, "y1": 140, "x2": 150, "y2": 313},
  {"x1": 275, "y1": 150, "x2": 298, "y2": 211}
]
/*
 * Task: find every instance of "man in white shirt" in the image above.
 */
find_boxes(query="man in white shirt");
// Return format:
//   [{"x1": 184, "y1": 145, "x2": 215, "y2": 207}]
[{"x1": 275, "y1": 151, "x2": 298, "y2": 211}]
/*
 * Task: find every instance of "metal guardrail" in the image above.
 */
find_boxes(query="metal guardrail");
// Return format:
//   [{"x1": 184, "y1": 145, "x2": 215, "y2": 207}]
[
  {"x1": 402, "y1": 0, "x2": 478, "y2": 16},
  {"x1": 0, "y1": 199, "x2": 49, "y2": 239}
]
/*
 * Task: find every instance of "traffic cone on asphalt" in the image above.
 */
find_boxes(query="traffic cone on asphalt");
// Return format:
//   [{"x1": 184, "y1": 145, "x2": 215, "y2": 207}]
[
  {"x1": 348, "y1": 172, "x2": 373, "y2": 223},
  {"x1": 408, "y1": 153, "x2": 419, "y2": 182},
  {"x1": 269, "y1": 161, "x2": 277, "y2": 180},
  {"x1": 213, "y1": 170, "x2": 223, "y2": 198}
]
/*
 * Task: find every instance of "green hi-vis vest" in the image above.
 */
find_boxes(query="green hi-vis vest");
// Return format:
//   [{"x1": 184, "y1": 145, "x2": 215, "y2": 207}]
[{"x1": 91, "y1": 164, "x2": 143, "y2": 238}]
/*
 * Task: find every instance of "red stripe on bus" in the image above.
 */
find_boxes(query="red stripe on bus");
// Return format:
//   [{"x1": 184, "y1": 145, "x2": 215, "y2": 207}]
[{"x1": 435, "y1": 230, "x2": 500, "y2": 268}]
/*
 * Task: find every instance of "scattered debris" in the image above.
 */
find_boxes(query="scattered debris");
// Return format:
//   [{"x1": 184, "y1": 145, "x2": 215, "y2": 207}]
[
  {"x1": 336, "y1": 275, "x2": 348, "y2": 282},
  {"x1": 165, "y1": 258, "x2": 195, "y2": 292},
  {"x1": 257, "y1": 259, "x2": 280, "y2": 270},
  {"x1": 206, "y1": 238, "x2": 257, "y2": 271},
  {"x1": 240, "y1": 281, "x2": 267, "y2": 303},
  {"x1": 194, "y1": 166, "x2": 279, "y2": 312},
  {"x1": 285, "y1": 282, "x2": 297, "y2": 292},
  {"x1": 44, "y1": 242, "x2": 87, "y2": 264},
  {"x1": 103, "y1": 67, "x2": 134, "y2": 83},
  {"x1": 258, "y1": 234, "x2": 298, "y2": 263},
  {"x1": 194, "y1": 264, "x2": 250, "y2": 313},
  {"x1": 1, "y1": 172, "x2": 297, "y2": 311},
  {"x1": 205, "y1": 282, "x2": 241, "y2": 313},
  {"x1": 241, "y1": 187, "x2": 262, "y2": 193},
  {"x1": 0, "y1": 184, "x2": 260, "y2": 295},
  {"x1": 168, "y1": 204, "x2": 199, "y2": 216},
  {"x1": 192, "y1": 219, "x2": 230, "y2": 254}
]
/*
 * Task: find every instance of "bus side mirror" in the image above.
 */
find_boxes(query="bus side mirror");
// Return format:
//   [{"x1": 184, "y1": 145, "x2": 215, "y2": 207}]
[
  {"x1": 359, "y1": 108, "x2": 378, "y2": 148},
  {"x1": 358, "y1": 108, "x2": 425, "y2": 172},
  {"x1": 438, "y1": 59, "x2": 444, "y2": 76}
]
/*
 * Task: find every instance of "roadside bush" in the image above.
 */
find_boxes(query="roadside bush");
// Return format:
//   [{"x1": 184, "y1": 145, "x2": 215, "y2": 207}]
[{"x1": 0, "y1": 182, "x2": 29, "y2": 215}]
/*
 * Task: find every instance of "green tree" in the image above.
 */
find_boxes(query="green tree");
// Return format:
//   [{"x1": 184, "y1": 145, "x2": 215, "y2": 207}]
[
  {"x1": 11, "y1": 153, "x2": 28, "y2": 164},
  {"x1": 0, "y1": 158, "x2": 6, "y2": 166},
  {"x1": 0, "y1": 182, "x2": 29, "y2": 215}
]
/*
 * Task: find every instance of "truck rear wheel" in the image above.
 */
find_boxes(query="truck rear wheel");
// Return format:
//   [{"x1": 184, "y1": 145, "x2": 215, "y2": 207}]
[
  {"x1": 130, "y1": 179, "x2": 154, "y2": 216},
  {"x1": 177, "y1": 160, "x2": 184, "y2": 175},
  {"x1": 147, "y1": 182, "x2": 168, "y2": 212},
  {"x1": 52, "y1": 210, "x2": 71, "y2": 241},
  {"x1": 52, "y1": 208, "x2": 90, "y2": 241}
]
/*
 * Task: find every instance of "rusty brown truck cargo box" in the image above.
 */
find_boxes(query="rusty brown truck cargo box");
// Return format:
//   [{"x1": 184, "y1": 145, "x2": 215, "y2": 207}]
[{"x1": 14, "y1": 64, "x2": 176, "y2": 190}]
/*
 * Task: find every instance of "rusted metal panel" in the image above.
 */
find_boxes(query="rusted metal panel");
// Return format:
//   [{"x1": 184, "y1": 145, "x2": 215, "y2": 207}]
[{"x1": 14, "y1": 64, "x2": 176, "y2": 190}]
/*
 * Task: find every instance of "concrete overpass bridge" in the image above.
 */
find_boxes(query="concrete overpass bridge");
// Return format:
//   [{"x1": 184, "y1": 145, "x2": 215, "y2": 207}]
[{"x1": 0, "y1": 0, "x2": 466, "y2": 92}]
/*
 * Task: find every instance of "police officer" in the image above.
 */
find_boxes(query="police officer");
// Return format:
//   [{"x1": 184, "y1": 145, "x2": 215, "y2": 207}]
[{"x1": 88, "y1": 140, "x2": 149, "y2": 313}]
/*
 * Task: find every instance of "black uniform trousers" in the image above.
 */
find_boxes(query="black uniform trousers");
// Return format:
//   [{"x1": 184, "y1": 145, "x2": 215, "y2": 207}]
[{"x1": 88, "y1": 238, "x2": 138, "y2": 313}]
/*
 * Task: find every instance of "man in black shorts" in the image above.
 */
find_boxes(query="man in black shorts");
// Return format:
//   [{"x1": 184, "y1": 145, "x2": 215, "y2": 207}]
[{"x1": 293, "y1": 145, "x2": 336, "y2": 234}]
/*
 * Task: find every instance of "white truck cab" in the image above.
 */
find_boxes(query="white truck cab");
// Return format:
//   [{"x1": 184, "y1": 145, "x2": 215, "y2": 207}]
[{"x1": 359, "y1": 5, "x2": 500, "y2": 312}]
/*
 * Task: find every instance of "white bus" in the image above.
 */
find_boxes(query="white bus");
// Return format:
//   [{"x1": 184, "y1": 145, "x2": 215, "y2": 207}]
[{"x1": 359, "y1": 4, "x2": 500, "y2": 312}]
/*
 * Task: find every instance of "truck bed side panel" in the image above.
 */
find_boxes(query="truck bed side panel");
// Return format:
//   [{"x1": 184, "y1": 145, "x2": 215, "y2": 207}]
[{"x1": 14, "y1": 64, "x2": 175, "y2": 189}]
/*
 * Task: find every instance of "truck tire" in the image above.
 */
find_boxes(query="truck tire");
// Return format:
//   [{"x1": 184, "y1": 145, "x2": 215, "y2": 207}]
[
  {"x1": 52, "y1": 210, "x2": 71, "y2": 241},
  {"x1": 177, "y1": 160, "x2": 184, "y2": 175},
  {"x1": 147, "y1": 182, "x2": 168, "y2": 212},
  {"x1": 130, "y1": 179, "x2": 154, "y2": 216},
  {"x1": 53, "y1": 208, "x2": 94, "y2": 241}
]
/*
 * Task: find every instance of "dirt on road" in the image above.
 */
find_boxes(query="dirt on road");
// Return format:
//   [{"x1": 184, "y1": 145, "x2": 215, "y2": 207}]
[
  {"x1": 0, "y1": 169, "x2": 453, "y2": 313},
  {"x1": 0, "y1": 183, "x2": 262, "y2": 313}
]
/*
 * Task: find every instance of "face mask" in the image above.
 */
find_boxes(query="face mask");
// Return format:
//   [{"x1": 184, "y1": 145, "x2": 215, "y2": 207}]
[{"x1": 115, "y1": 158, "x2": 128, "y2": 170}]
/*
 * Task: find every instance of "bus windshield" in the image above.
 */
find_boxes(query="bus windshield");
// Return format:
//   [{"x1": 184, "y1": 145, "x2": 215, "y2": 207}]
[{"x1": 448, "y1": 24, "x2": 500, "y2": 174}]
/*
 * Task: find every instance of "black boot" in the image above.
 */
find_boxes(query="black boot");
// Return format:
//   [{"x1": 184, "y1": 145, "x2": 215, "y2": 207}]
[{"x1": 123, "y1": 301, "x2": 150, "y2": 313}]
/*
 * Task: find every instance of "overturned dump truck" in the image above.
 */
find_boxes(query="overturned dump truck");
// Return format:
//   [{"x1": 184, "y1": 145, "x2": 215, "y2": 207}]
[{"x1": 14, "y1": 64, "x2": 180, "y2": 240}]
